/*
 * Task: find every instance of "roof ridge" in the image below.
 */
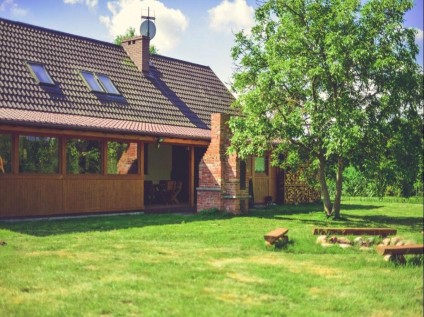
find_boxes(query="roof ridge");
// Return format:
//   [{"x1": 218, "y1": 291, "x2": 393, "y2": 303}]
[
  {"x1": 151, "y1": 54, "x2": 212, "y2": 70},
  {"x1": 0, "y1": 17, "x2": 214, "y2": 69},
  {"x1": 0, "y1": 17, "x2": 120, "y2": 49}
]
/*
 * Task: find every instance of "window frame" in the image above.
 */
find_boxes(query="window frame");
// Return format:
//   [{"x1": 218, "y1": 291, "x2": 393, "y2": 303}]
[
  {"x1": 80, "y1": 71, "x2": 105, "y2": 93},
  {"x1": 66, "y1": 137, "x2": 103, "y2": 175},
  {"x1": 97, "y1": 73, "x2": 120, "y2": 95},
  {"x1": 0, "y1": 133, "x2": 13, "y2": 174},
  {"x1": 254, "y1": 156, "x2": 269, "y2": 175},
  {"x1": 106, "y1": 141, "x2": 139, "y2": 175},
  {"x1": 18, "y1": 134, "x2": 60, "y2": 174},
  {"x1": 27, "y1": 62, "x2": 55, "y2": 86}
]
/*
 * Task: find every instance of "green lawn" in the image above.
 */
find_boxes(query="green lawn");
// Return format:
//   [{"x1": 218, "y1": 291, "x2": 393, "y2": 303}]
[{"x1": 0, "y1": 200, "x2": 423, "y2": 317}]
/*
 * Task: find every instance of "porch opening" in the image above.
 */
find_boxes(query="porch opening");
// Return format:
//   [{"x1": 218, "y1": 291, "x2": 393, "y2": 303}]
[{"x1": 143, "y1": 143, "x2": 206, "y2": 210}]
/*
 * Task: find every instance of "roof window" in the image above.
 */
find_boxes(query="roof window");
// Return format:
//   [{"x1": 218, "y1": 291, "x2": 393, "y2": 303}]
[
  {"x1": 81, "y1": 71, "x2": 120, "y2": 95},
  {"x1": 97, "y1": 74, "x2": 120, "y2": 95},
  {"x1": 81, "y1": 71, "x2": 104, "y2": 93},
  {"x1": 28, "y1": 63, "x2": 55, "y2": 85}
]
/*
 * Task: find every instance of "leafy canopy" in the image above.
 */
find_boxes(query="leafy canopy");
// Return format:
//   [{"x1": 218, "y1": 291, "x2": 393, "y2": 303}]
[{"x1": 230, "y1": 0, "x2": 422, "y2": 217}]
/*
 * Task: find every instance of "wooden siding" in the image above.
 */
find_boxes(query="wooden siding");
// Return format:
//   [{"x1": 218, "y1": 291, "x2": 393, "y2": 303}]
[
  {"x1": 63, "y1": 179, "x2": 143, "y2": 213},
  {"x1": 0, "y1": 176, "x2": 143, "y2": 217},
  {"x1": 0, "y1": 177, "x2": 62, "y2": 217}
]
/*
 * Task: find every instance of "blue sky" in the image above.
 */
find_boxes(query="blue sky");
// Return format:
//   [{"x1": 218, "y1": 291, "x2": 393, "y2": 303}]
[{"x1": 0, "y1": 0, "x2": 422, "y2": 86}]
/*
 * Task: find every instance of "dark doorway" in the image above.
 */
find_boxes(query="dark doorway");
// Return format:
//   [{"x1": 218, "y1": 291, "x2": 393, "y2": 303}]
[{"x1": 171, "y1": 146, "x2": 190, "y2": 203}]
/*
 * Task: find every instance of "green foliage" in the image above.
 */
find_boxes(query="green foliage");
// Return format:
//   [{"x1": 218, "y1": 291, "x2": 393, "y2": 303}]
[
  {"x1": 149, "y1": 45, "x2": 159, "y2": 55},
  {"x1": 0, "y1": 201, "x2": 422, "y2": 316},
  {"x1": 66, "y1": 139, "x2": 101, "y2": 174},
  {"x1": 230, "y1": 0, "x2": 423, "y2": 217},
  {"x1": 19, "y1": 136, "x2": 58, "y2": 173},
  {"x1": 113, "y1": 27, "x2": 136, "y2": 45}
]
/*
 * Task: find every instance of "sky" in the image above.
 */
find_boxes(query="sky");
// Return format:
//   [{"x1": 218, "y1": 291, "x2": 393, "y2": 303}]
[{"x1": 0, "y1": 0, "x2": 423, "y2": 87}]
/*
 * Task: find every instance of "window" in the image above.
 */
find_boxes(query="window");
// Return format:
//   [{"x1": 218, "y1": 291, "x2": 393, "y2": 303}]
[
  {"x1": 19, "y1": 135, "x2": 58, "y2": 173},
  {"x1": 66, "y1": 139, "x2": 102, "y2": 174},
  {"x1": 107, "y1": 141, "x2": 138, "y2": 174},
  {"x1": 28, "y1": 63, "x2": 55, "y2": 85},
  {"x1": 97, "y1": 74, "x2": 120, "y2": 95},
  {"x1": 240, "y1": 160, "x2": 246, "y2": 190},
  {"x1": 255, "y1": 156, "x2": 268, "y2": 174},
  {"x1": 0, "y1": 134, "x2": 12, "y2": 174},
  {"x1": 81, "y1": 71, "x2": 104, "y2": 92},
  {"x1": 80, "y1": 71, "x2": 121, "y2": 95}
]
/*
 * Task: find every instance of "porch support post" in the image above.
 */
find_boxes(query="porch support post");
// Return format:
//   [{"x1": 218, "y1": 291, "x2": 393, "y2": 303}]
[
  {"x1": 59, "y1": 137, "x2": 66, "y2": 175},
  {"x1": 189, "y1": 145, "x2": 195, "y2": 208},
  {"x1": 140, "y1": 142, "x2": 145, "y2": 208},
  {"x1": 101, "y1": 140, "x2": 107, "y2": 175},
  {"x1": 12, "y1": 134, "x2": 19, "y2": 174}
]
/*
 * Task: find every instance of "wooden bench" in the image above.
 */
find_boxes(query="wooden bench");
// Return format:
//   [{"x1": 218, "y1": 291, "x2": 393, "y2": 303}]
[
  {"x1": 264, "y1": 228, "x2": 289, "y2": 246},
  {"x1": 376, "y1": 244, "x2": 424, "y2": 263},
  {"x1": 313, "y1": 228, "x2": 397, "y2": 237}
]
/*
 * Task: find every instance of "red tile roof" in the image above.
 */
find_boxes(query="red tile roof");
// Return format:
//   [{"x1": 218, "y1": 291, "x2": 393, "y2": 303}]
[
  {"x1": 0, "y1": 108, "x2": 211, "y2": 139},
  {"x1": 0, "y1": 18, "x2": 235, "y2": 140}
]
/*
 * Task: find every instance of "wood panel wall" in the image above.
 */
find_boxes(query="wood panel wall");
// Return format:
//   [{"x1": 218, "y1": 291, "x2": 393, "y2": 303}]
[
  {"x1": 63, "y1": 179, "x2": 143, "y2": 213},
  {"x1": 0, "y1": 177, "x2": 143, "y2": 217},
  {"x1": 0, "y1": 177, "x2": 62, "y2": 217}
]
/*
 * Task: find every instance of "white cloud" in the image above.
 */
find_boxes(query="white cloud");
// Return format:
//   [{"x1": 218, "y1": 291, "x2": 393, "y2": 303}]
[
  {"x1": 63, "y1": 0, "x2": 98, "y2": 9},
  {"x1": 208, "y1": 0, "x2": 254, "y2": 34},
  {"x1": 0, "y1": 0, "x2": 28, "y2": 16},
  {"x1": 100, "y1": 0, "x2": 189, "y2": 53}
]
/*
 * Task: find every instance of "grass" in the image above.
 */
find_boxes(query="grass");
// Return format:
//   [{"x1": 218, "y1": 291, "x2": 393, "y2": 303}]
[{"x1": 0, "y1": 199, "x2": 423, "y2": 317}]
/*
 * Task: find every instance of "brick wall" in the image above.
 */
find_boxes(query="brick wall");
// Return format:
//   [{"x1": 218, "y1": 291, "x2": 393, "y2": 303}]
[
  {"x1": 122, "y1": 36, "x2": 150, "y2": 72},
  {"x1": 197, "y1": 113, "x2": 249, "y2": 214}
]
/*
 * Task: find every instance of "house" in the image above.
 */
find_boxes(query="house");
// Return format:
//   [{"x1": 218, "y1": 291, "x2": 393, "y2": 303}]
[{"x1": 0, "y1": 18, "x2": 319, "y2": 218}]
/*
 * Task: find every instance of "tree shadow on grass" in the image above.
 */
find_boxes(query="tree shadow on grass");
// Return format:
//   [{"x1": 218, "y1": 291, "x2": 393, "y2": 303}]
[
  {"x1": 0, "y1": 212, "x2": 234, "y2": 237},
  {"x1": 0, "y1": 202, "x2": 418, "y2": 237},
  {"x1": 244, "y1": 203, "x2": 421, "y2": 230},
  {"x1": 246, "y1": 202, "x2": 382, "y2": 221},
  {"x1": 345, "y1": 214, "x2": 423, "y2": 231}
]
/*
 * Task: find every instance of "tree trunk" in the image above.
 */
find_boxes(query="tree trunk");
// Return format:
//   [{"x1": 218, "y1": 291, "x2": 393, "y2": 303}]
[
  {"x1": 332, "y1": 157, "x2": 344, "y2": 219},
  {"x1": 318, "y1": 154, "x2": 332, "y2": 216}
]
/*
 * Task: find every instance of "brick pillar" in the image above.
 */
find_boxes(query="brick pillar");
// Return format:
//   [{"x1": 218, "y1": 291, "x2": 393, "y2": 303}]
[
  {"x1": 121, "y1": 36, "x2": 150, "y2": 73},
  {"x1": 197, "y1": 113, "x2": 249, "y2": 214}
]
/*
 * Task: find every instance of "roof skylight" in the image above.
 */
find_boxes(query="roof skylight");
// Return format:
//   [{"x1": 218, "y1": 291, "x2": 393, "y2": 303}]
[
  {"x1": 80, "y1": 71, "x2": 120, "y2": 95},
  {"x1": 81, "y1": 71, "x2": 104, "y2": 92},
  {"x1": 97, "y1": 74, "x2": 120, "y2": 95},
  {"x1": 28, "y1": 63, "x2": 55, "y2": 85}
]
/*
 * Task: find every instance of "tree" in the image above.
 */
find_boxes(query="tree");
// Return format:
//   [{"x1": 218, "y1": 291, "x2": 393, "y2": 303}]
[
  {"x1": 229, "y1": 0, "x2": 422, "y2": 218},
  {"x1": 114, "y1": 27, "x2": 159, "y2": 54}
]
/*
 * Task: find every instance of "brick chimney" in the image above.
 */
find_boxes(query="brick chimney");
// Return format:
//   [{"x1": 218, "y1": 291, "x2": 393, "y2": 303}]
[{"x1": 121, "y1": 36, "x2": 150, "y2": 73}]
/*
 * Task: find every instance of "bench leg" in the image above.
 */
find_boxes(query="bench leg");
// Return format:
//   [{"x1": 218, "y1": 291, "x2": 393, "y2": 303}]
[
  {"x1": 384, "y1": 254, "x2": 406, "y2": 264},
  {"x1": 275, "y1": 236, "x2": 289, "y2": 248}
]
